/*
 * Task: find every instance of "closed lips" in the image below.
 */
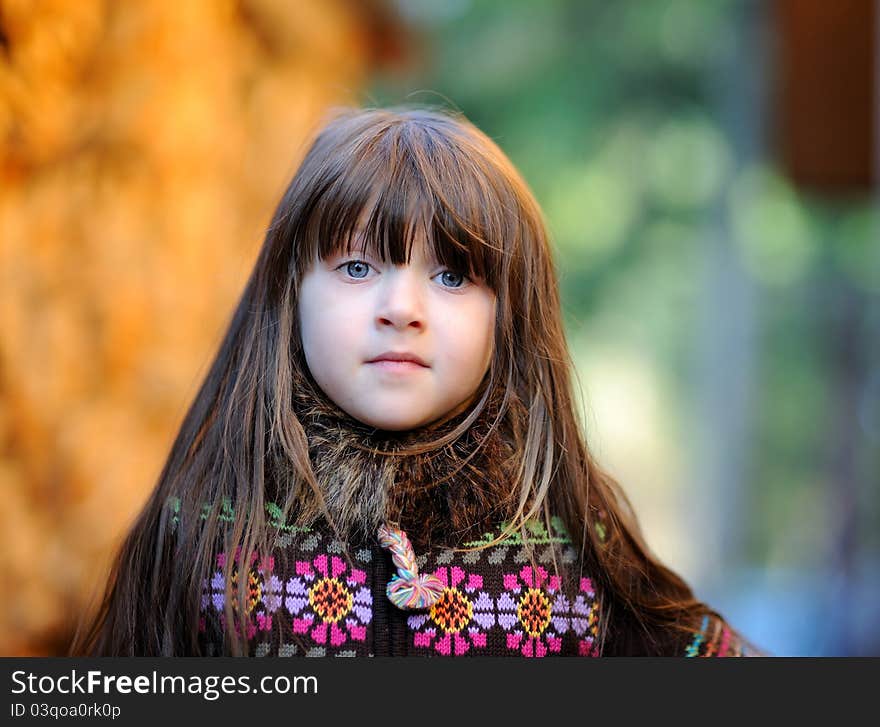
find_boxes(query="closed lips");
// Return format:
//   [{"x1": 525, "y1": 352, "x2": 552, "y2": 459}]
[{"x1": 367, "y1": 352, "x2": 428, "y2": 366}]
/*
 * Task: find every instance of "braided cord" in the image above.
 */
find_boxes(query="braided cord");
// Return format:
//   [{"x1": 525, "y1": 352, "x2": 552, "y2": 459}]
[{"x1": 377, "y1": 522, "x2": 445, "y2": 610}]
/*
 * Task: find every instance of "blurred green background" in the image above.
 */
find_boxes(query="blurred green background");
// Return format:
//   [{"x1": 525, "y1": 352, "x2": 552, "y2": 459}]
[{"x1": 366, "y1": 0, "x2": 879, "y2": 656}]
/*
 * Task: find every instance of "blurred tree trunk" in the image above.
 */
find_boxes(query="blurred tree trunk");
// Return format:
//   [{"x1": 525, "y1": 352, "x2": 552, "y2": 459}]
[{"x1": 0, "y1": 0, "x2": 408, "y2": 655}]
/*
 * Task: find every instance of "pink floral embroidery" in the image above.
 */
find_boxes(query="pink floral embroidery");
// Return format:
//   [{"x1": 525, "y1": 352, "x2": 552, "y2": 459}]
[
  {"x1": 497, "y1": 565, "x2": 570, "y2": 657},
  {"x1": 407, "y1": 566, "x2": 494, "y2": 656},
  {"x1": 285, "y1": 554, "x2": 372, "y2": 648},
  {"x1": 201, "y1": 548, "x2": 274, "y2": 636}
]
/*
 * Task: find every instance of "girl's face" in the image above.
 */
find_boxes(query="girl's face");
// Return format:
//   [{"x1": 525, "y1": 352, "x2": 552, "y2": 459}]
[{"x1": 297, "y1": 231, "x2": 496, "y2": 431}]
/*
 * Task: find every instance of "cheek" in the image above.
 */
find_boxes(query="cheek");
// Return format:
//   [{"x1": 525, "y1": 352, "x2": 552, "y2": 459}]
[
  {"x1": 300, "y1": 286, "x2": 363, "y2": 360},
  {"x1": 440, "y1": 298, "x2": 495, "y2": 372},
  {"x1": 299, "y1": 275, "x2": 334, "y2": 356}
]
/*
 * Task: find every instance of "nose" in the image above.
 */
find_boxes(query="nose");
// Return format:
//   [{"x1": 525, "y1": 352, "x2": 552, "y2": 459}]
[{"x1": 375, "y1": 266, "x2": 426, "y2": 331}]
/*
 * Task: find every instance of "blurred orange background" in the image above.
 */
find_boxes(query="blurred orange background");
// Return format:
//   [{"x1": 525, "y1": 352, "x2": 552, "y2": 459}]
[{"x1": 0, "y1": 0, "x2": 412, "y2": 655}]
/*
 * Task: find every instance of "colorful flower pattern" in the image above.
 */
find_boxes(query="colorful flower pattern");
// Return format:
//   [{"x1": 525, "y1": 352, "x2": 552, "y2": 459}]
[
  {"x1": 199, "y1": 518, "x2": 604, "y2": 656},
  {"x1": 403, "y1": 563, "x2": 601, "y2": 657},
  {"x1": 499, "y1": 565, "x2": 559, "y2": 656},
  {"x1": 201, "y1": 547, "x2": 373, "y2": 650},
  {"x1": 406, "y1": 566, "x2": 495, "y2": 656},
  {"x1": 285, "y1": 553, "x2": 372, "y2": 648},
  {"x1": 200, "y1": 547, "x2": 275, "y2": 641}
]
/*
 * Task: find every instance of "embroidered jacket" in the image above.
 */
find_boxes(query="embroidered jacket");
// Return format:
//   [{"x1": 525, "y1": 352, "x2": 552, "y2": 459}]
[{"x1": 194, "y1": 505, "x2": 745, "y2": 658}]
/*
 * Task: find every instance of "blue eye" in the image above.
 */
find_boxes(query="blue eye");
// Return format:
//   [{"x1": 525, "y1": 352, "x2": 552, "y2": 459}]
[
  {"x1": 437, "y1": 270, "x2": 467, "y2": 288},
  {"x1": 339, "y1": 260, "x2": 371, "y2": 279}
]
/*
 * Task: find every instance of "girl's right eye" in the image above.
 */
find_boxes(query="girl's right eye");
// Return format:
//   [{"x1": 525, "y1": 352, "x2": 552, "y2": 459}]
[{"x1": 336, "y1": 260, "x2": 372, "y2": 279}]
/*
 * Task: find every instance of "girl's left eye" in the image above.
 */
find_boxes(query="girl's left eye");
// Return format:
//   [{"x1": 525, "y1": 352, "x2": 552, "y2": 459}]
[
  {"x1": 337, "y1": 260, "x2": 372, "y2": 279},
  {"x1": 435, "y1": 270, "x2": 469, "y2": 289}
]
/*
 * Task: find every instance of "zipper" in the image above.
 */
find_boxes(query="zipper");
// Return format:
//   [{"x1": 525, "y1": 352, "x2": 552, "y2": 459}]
[
  {"x1": 371, "y1": 543, "x2": 410, "y2": 655},
  {"x1": 371, "y1": 542, "x2": 391, "y2": 656}
]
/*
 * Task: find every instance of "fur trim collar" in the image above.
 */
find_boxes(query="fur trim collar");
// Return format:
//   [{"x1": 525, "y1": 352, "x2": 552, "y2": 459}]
[{"x1": 289, "y1": 367, "x2": 526, "y2": 551}]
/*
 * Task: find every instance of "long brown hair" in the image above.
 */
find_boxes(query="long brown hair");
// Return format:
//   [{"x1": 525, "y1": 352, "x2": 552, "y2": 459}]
[{"x1": 71, "y1": 105, "x2": 749, "y2": 656}]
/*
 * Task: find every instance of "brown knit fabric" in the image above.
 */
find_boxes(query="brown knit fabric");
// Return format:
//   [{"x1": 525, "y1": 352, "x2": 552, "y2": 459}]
[{"x1": 288, "y1": 366, "x2": 527, "y2": 552}]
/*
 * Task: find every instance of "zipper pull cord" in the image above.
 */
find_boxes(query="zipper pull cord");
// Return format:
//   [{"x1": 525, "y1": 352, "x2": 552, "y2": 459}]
[{"x1": 377, "y1": 522, "x2": 445, "y2": 610}]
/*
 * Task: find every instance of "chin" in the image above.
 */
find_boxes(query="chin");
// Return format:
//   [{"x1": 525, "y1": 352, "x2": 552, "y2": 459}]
[
  {"x1": 366, "y1": 418, "x2": 423, "y2": 432},
  {"x1": 356, "y1": 410, "x2": 429, "y2": 432}
]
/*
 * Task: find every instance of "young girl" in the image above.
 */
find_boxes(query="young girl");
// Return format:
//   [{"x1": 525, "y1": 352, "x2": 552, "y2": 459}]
[{"x1": 72, "y1": 105, "x2": 759, "y2": 657}]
